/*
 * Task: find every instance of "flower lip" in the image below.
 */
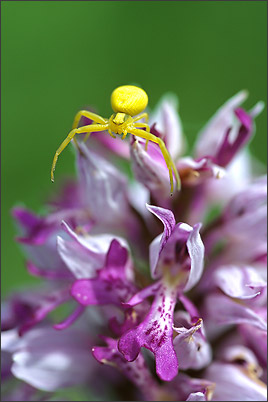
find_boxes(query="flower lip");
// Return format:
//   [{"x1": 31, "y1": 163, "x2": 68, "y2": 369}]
[{"x1": 118, "y1": 281, "x2": 179, "y2": 382}]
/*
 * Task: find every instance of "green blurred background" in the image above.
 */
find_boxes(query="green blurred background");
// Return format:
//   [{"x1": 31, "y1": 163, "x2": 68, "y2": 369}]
[{"x1": 2, "y1": 1, "x2": 267, "y2": 296}]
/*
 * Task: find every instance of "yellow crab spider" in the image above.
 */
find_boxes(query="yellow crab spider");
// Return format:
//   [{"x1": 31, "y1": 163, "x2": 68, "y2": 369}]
[{"x1": 51, "y1": 85, "x2": 181, "y2": 194}]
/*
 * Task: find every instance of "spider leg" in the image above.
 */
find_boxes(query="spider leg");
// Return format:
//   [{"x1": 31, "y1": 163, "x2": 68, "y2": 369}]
[
  {"x1": 134, "y1": 123, "x2": 150, "y2": 150},
  {"x1": 108, "y1": 129, "x2": 116, "y2": 139},
  {"x1": 121, "y1": 130, "x2": 128, "y2": 140},
  {"x1": 51, "y1": 123, "x2": 108, "y2": 182},
  {"x1": 72, "y1": 110, "x2": 108, "y2": 130},
  {"x1": 132, "y1": 112, "x2": 149, "y2": 123},
  {"x1": 128, "y1": 127, "x2": 181, "y2": 194},
  {"x1": 134, "y1": 123, "x2": 150, "y2": 132},
  {"x1": 72, "y1": 110, "x2": 108, "y2": 146}
]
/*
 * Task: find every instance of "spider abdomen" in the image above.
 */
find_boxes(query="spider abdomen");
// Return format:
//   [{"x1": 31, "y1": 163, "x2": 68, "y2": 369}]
[{"x1": 111, "y1": 85, "x2": 148, "y2": 116}]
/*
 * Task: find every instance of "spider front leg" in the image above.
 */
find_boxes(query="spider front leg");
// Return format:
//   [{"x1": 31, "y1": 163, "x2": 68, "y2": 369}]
[
  {"x1": 72, "y1": 110, "x2": 108, "y2": 145},
  {"x1": 51, "y1": 123, "x2": 108, "y2": 182},
  {"x1": 72, "y1": 110, "x2": 108, "y2": 130},
  {"x1": 128, "y1": 127, "x2": 181, "y2": 194},
  {"x1": 132, "y1": 112, "x2": 149, "y2": 123},
  {"x1": 121, "y1": 131, "x2": 128, "y2": 140},
  {"x1": 108, "y1": 129, "x2": 116, "y2": 139},
  {"x1": 134, "y1": 123, "x2": 150, "y2": 150}
]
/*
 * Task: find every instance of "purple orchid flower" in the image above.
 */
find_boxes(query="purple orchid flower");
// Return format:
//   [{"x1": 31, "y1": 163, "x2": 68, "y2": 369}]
[
  {"x1": 118, "y1": 204, "x2": 204, "y2": 381},
  {"x1": 4, "y1": 88, "x2": 267, "y2": 401},
  {"x1": 54, "y1": 221, "x2": 146, "y2": 333}
]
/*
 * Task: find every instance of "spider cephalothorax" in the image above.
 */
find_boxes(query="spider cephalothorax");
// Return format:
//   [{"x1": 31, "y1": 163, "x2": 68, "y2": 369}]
[{"x1": 51, "y1": 85, "x2": 180, "y2": 194}]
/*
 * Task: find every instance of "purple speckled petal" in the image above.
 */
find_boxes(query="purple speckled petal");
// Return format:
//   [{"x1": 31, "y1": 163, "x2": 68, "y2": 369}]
[
  {"x1": 93, "y1": 337, "x2": 159, "y2": 401},
  {"x1": 204, "y1": 293, "x2": 267, "y2": 331},
  {"x1": 118, "y1": 281, "x2": 178, "y2": 381},
  {"x1": 173, "y1": 311, "x2": 212, "y2": 370}
]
